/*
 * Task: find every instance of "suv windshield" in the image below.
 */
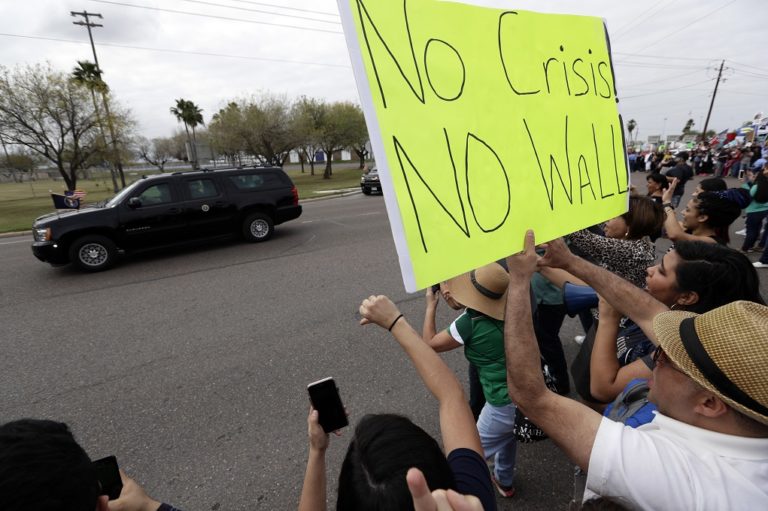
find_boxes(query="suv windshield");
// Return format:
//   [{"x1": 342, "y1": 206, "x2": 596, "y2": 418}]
[{"x1": 106, "y1": 180, "x2": 142, "y2": 207}]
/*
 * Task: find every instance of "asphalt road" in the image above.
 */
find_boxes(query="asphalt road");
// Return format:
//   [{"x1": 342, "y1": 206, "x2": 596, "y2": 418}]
[{"x1": 1, "y1": 172, "x2": 766, "y2": 511}]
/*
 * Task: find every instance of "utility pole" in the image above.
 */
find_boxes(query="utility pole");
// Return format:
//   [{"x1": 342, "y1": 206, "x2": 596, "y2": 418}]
[
  {"x1": 701, "y1": 60, "x2": 725, "y2": 144},
  {"x1": 71, "y1": 10, "x2": 126, "y2": 188}
]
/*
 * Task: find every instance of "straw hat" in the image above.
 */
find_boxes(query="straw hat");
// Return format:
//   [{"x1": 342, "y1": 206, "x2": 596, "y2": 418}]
[
  {"x1": 446, "y1": 263, "x2": 508, "y2": 320},
  {"x1": 653, "y1": 301, "x2": 768, "y2": 425}
]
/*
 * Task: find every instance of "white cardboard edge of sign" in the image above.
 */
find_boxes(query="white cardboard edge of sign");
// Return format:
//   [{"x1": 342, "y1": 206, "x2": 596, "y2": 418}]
[
  {"x1": 337, "y1": 0, "x2": 418, "y2": 292},
  {"x1": 602, "y1": 16, "x2": 631, "y2": 213}
]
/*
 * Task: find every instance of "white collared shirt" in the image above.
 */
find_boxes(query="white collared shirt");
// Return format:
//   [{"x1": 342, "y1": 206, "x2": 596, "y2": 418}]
[{"x1": 586, "y1": 412, "x2": 768, "y2": 510}]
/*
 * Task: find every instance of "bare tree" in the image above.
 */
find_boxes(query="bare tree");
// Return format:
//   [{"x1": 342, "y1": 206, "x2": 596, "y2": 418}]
[
  {"x1": 347, "y1": 104, "x2": 370, "y2": 169},
  {"x1": 136, "y1": 136, "x2": 174, "y2": 171},
  {"x1": 243, "y1": 93, "x2": 298, "y2": 166},
  {"x1": 0, "y1": 148, "x2": 37, "y2": 183},
  {"x1": 293, "y1": 96, "x2": 326, "y2": 176},
  {"x1": 209, "y1": 94, "x2": 299, "y2": 167},
  {"x1": 209, "y1": 102, "x2": 245, "y2": 166},
  {"x1": 318, "y1": 101, "x2": 361, "y2": 179},
  {"x1": 0, "y1": 63, "x2": 132, "y2": 190},
  {"x1": 169, "y1": 130, "x2": 189, "y2": 161}
]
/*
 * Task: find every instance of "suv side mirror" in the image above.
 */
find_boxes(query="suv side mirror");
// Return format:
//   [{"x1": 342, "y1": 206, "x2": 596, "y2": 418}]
[{"x1": 128, "y1": 197, "x2": 142, "y2": 209}]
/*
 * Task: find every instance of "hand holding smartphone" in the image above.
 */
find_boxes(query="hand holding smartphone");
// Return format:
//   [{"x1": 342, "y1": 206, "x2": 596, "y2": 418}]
[
  {"x1": 307, "y1": 377, "x2": 348, "y2": 433},
  {"x1": 92, "y1": 455, "x2": 123, "y2": 500}
]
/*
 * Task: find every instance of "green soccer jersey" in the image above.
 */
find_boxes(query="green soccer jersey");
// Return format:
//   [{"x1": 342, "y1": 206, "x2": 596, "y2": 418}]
[{"x1": 448, "y1": 308, "x2": 511, "y2": 407}]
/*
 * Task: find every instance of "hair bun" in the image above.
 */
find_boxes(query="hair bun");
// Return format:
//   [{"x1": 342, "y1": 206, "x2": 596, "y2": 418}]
[{"x1": 715, "y1": 188, "x2": 751, "y2": 209}]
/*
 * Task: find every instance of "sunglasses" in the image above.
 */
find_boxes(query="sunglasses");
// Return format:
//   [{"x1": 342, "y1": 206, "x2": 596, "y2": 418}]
[{"x1": 652, "y1": 347, "x2": 684, "y2": 374}]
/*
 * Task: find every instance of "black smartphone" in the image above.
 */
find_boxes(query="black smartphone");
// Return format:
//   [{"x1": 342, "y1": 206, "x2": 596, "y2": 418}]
[
  {"x1": 307, "y1": 377, "x2": 348, "y2": 433},
  {"x1": 431, "y1": 284, "x2": 441, "y2": 293},
  {"x1": 92, "y1": 455, "x2": 123, "y2": 500}
]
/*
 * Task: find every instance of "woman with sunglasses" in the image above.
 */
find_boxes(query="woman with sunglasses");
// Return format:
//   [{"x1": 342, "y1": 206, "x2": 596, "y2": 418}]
[
  {"x1": 661, "y1": 178, "x2": 745, "y2": 245},
  {"x1": 565, "y1": 196, "x2": 664, "y2": 289},
  {"x1": 539, "y1": 239, "x2": 764, "y2": 425}
]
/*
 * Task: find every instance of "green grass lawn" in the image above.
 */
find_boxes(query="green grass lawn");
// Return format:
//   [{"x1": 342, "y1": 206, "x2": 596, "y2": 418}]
[
  {"x1": 0, "y1": 163, "x2": 366, "y2": 234},
  {"x1": 287, "y1": 163, "x2": 364, "y2": 199}
]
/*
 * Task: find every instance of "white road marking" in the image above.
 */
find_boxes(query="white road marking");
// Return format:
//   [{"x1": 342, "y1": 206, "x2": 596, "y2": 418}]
[{"x1": 0, "y1": 239, "x2": 28, "y2": 245}]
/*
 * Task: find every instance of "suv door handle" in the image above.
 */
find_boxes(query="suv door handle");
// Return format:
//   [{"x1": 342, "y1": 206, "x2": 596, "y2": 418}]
[
  {"x1": 214, "y1": 201, "x2": 227, "y2": 207},
  {"x1": 167, "y1": 207, "x2": 182, "y2": 214}
]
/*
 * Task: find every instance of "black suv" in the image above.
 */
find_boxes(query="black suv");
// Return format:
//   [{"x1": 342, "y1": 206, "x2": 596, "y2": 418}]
[{"x1": 32, "y1": 166, "x2": 302, "y2": 271}]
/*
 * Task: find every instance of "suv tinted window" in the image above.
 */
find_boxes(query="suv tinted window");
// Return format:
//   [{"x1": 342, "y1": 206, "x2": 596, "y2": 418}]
[
  {"x1": 228, "y1": 172, "x2": 282, "y2": 191},
  {"x1": 187, "y1": 178, "x2": 219, "y2": 199},
  {"x1": 138, "y1": 183, "x2": 172, "y2": 205}
]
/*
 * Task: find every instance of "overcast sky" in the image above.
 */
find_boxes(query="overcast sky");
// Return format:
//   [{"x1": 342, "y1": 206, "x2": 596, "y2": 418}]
[{"x1": 1, "y1": 0, "x2": 766, "y2": 141}]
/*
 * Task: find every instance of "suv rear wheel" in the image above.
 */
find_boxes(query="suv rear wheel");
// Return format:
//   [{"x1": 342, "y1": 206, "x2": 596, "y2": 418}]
[
  {"x1": 69, "y1": 235, "x2": 117, "y2": 272},
  {"x1": 242, "y1": 212, "x2": 274, "y2": 242}
]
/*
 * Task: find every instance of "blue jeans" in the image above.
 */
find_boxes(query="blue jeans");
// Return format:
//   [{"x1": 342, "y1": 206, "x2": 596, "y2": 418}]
[
  {"x1": 477, "y1": 402, "x2": 518, "y2": 487},
  {"x1": 743, "y1": 210, "x2": 768, "y2": 251},
  {"x1": 670, "y1": 194, "x2": 683, "y2": 209}
]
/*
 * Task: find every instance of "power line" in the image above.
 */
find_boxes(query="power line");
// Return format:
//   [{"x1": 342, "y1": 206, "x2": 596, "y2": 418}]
[
  {"x1": 0, "y1": 32, "x2": 351, "y2": 68},
  {"x1": 727, "y1": 60, "x2": 768, "y2": 74},
  {"x1": 729, "y1": 65, "x2": 768, "y2": 80},
  {"x1": 224, "y1": 0, "x2": 338, "y2": 17},
  {"x1": 171, "y1": 0, "x2": 341, "y2": 25},
  {"x1": 620, "y1": 78, "x2": 714, "y2": 99},
  {"x1": 635, "y1": 0, "x2": 738, "y2": 52},
  {"x1": 613, "y1": 51, "x2": 717, "y2": 62},
  {"x1": 614, "y1": 60, "x2": 708, "y2": 70},
  {"x1": 717, "y1": 89, "x2": 768, "y2": 97},
  {"x1": 612, "y1": 0, "x2": 670, "y2": 38},
  {"x1": 85, "y1": 0, "x2": 343, "y2": 34},
  {"x1": 619, "y1": 68, "x2": 707, "y2": 89}
]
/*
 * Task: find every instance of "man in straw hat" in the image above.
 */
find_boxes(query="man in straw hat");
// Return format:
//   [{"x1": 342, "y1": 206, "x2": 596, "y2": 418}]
[
  {"x1": 420, "y1": 262, "x2": 518, "y2": 498},
  {"x1": 504, "y1": 230, "x2": 768, "y2": 509}
]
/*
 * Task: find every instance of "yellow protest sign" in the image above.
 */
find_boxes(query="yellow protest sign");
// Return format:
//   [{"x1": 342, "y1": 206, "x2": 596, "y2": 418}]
[{"x1": 338, "y1": 0, "x2": 629, "y2": 292}]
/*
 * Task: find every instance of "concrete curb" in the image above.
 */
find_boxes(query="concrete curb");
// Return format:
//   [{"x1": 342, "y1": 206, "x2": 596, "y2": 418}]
[
  {"x1": 301, "y1": 189, "x2": 362, "y2": 203},
  {"x1": 0, "y1": 190, "x2": 364, "y2": 238},
  {"x1": 0, "y1": 230, "x2": 29, "y2": 239}
]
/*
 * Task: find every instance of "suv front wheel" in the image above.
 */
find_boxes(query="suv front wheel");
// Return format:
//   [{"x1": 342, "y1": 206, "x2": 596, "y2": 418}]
[
  {"x1": 69, "y1": 235, "x2": 117, "y2": 272},
  {"x1": 242, "y1": 212, "x2": 274, "y2": 242}
]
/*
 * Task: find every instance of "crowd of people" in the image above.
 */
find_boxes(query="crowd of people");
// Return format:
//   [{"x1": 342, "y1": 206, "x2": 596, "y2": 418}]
[
  {"x1": 2, "y1": 142, "x2": 768, "y2": 511},
  {"x1": 293, "y1": 141, "x2": 768, "y2": 509},
  {"x1": 628, "y1": 141, "x2": 765, "y2": 179}
]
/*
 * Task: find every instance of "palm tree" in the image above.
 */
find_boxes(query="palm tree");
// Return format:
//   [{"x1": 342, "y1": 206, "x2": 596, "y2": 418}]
[
  {"x1": 72, "y1": 61, "x2": 119, "y2": 192},
  {"x1": 627, "y1": 119, "x2": 637, "y2": 145},
  {"x1": 170, "y1": 99, "x2": 204, "y2": 169},
  {"x1": 72, "y1": 60, "x2": 108, "y2": 94},
  {"x1": 71, "y1": 60, "x2": 127, "y2": 188}
]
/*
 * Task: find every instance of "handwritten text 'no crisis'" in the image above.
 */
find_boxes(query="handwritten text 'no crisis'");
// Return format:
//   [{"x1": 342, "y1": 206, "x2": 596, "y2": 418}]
[{"x1": 356, "y1": 2, "x2": 628, "y2": 253}]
